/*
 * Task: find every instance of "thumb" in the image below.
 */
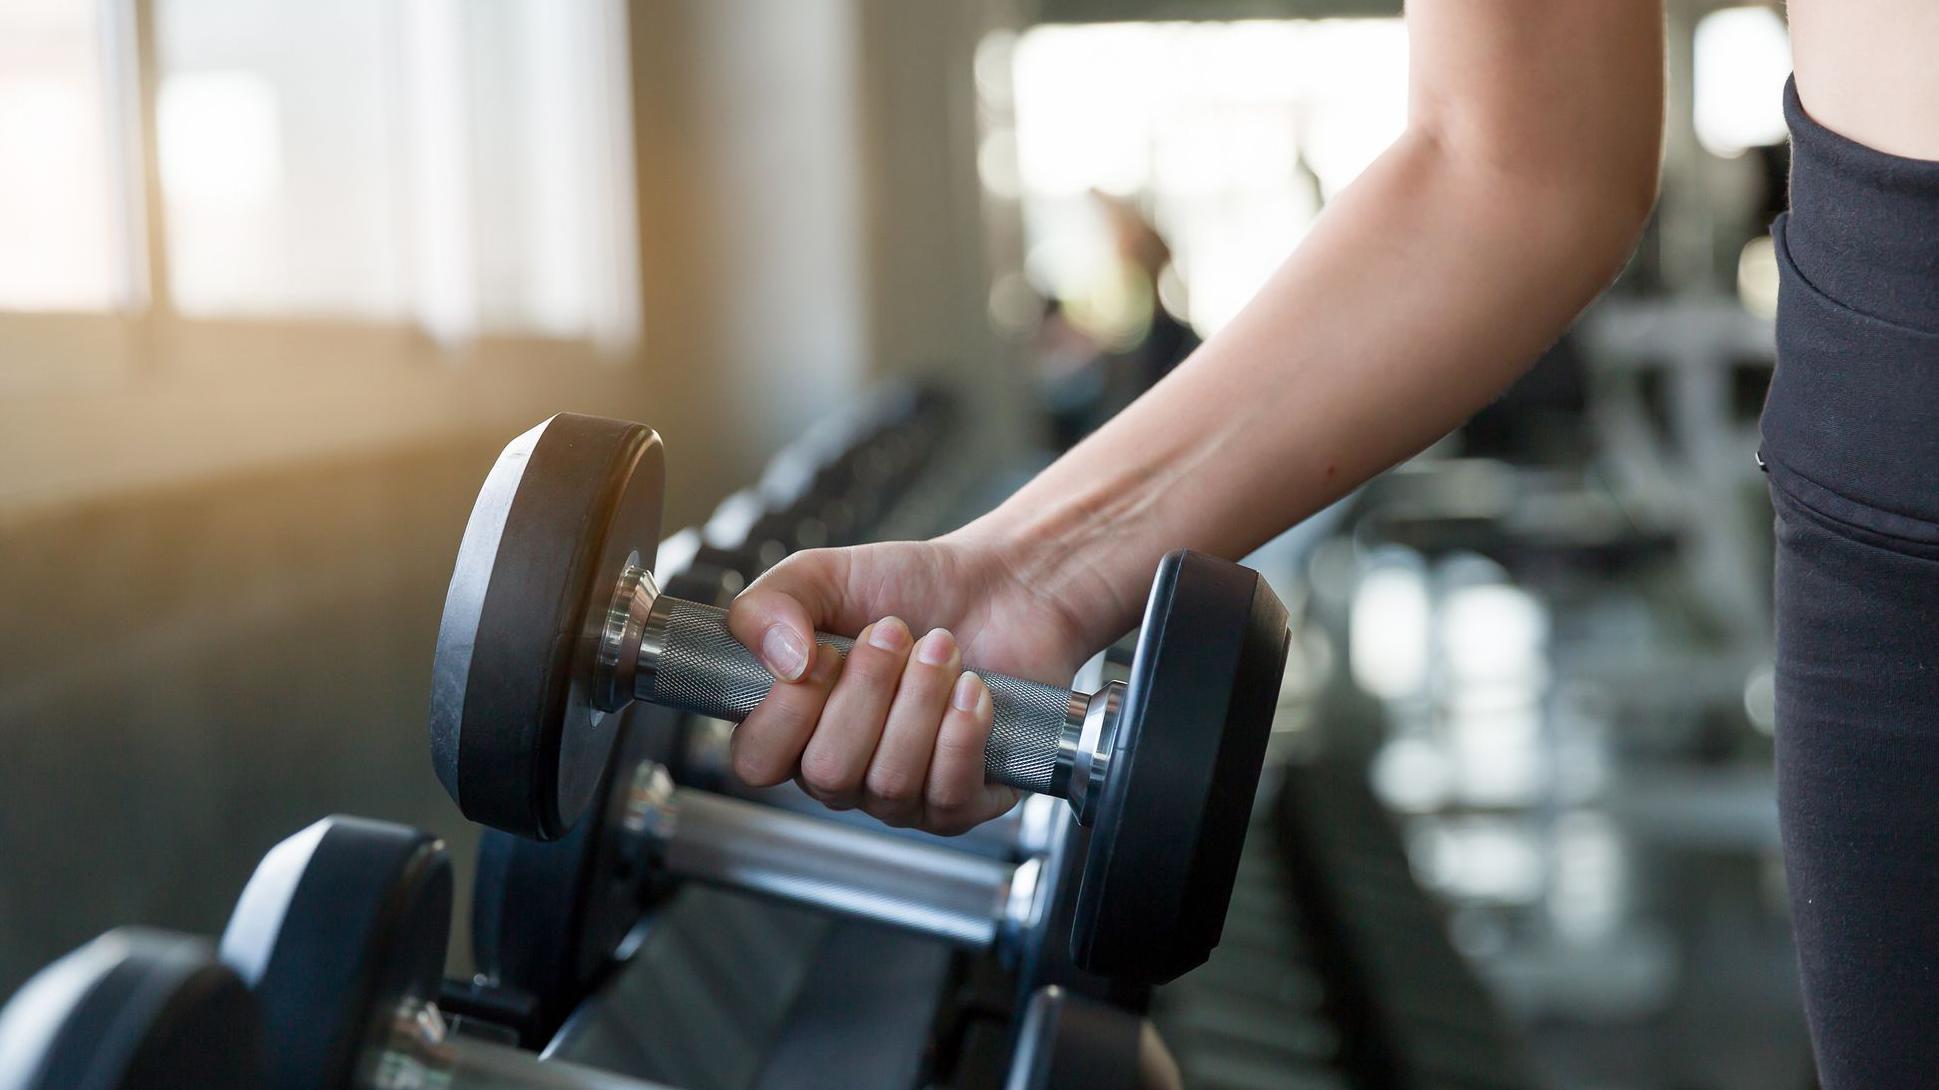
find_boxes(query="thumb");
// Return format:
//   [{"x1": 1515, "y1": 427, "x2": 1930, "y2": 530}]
[{"x1": 726, "y1": 548, "x2": 851, "y2": 683}]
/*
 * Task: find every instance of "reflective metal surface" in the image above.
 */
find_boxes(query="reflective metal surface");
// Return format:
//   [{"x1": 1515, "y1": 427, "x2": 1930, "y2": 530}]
[
  {"x1": 625, "y1": 763, "x2": 1019, "y2": 950},
  {"x1": 372, "y1": 1001, "x2": 679, "y2": 1090},
  {"x1": 593, "y1": 564, "x2": 660, "y2": 714}
]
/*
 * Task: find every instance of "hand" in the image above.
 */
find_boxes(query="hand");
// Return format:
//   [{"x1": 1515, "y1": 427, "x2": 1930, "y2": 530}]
[{"x1": 724, "y1": 529, "x2": 1110, "y2": 834}]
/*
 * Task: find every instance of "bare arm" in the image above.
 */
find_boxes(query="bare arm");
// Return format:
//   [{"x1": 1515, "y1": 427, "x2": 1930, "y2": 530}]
[
  {"x1": 968, "y1": 0, "x2": 1665, "y2": 644},
  {"x1": 725, "y1": 0, "x2": 1663, "y2": 833},
  {"x1": 1790, "y1": 0, "x2": 1939, "y2": 159}
]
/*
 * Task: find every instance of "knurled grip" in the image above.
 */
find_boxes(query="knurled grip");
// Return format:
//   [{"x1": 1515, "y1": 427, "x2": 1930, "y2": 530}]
[{"x1": 644, "y1": 597, "x2": 1073, "y2": 795}]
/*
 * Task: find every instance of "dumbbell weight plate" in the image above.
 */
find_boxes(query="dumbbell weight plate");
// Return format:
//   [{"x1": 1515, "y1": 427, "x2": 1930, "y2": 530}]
[
  {"x1": 431, "y1": 414, "x2": 664, "y2": 840},
  {"x1": 219, "y1": 816, "x2": 451, "y2": 1090},
  {"x1": 1010, "y1": 814, "x2": 1148, "y2": 1011},
  {"x1": 1006, "y1": 986, "x2": 1180, "y2": 1090},
  {"x1": 472, "y1": 708, "x2": 676, "y2": 1045},
  {"x1": 0, "y1": 930, "x2": 262, "y2": 1090},
  {"x1": 1074, "y1": 550, "x2": 1291, "y2": 981}
]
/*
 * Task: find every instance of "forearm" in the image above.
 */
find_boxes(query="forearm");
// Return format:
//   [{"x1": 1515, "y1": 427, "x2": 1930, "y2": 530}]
[{"x1": 973, "y1": 125, "x2": 1656, "y2": 642}]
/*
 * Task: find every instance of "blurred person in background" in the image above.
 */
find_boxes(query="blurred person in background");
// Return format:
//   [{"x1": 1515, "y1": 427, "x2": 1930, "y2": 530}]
[{"x1": 1034, "y1": 190, "x2": 1199, "y2": 449}]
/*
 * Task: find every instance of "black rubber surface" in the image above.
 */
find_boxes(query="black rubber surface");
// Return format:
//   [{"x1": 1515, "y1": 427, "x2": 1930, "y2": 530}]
[
  {"x1": 1006, "y1": 986, "x2": 1176, "y2": 1090},
  {"x1": 1072, "y1": 549, "x2": 1290, "y2": 982},
  {"x1": 431, "y1": 413, "x2": 664, "y2": 840},
  {"x1": 1012, "y1": 813, "x2": 1150, "y2": 1012},
  {"x1": 219, "y1": 816, "x2": 451, "y2": 1090},
  {"x1": 0, "y1": 930, "x2": 262, "y2": 1090},
  {"x1": 472, "y1": 707, "x2": 682, "y2": 1046}
]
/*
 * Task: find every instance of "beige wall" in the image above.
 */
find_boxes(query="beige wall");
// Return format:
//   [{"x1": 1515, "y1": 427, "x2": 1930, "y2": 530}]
[{"x1": 0, "y1": 0, "x2": 1019, "y2": 990}]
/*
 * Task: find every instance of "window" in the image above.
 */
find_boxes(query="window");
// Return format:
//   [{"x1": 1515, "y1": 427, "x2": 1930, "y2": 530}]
[
  {"x1": 1693, "y1": 6, "x2": 1790, "y2": 159},
  {"x1": 0, "y1": 0, "x2": 639, "y2": 348},
  {"x1": 983, "y1": 19, "x2": 1408, "y2": 338},
  {"x1": 0, "y1": 0, "x2": 139, "y2": 311}
]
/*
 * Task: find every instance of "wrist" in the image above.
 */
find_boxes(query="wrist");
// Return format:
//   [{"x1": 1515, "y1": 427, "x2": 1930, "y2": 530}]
[{"x1": 949, "y1": 484, "x2": 1148, "y2": 648}]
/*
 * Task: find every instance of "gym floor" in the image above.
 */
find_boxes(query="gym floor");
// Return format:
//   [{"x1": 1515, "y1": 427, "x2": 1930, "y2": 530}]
[{"x1": 0, "y1": 3, "x2": 1806, "y2": 1089}]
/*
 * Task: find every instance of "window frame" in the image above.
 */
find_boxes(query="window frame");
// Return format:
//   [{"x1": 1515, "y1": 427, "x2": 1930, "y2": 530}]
[{"x1": 0, "y1": 0, "x2": 645, "y2": 517}]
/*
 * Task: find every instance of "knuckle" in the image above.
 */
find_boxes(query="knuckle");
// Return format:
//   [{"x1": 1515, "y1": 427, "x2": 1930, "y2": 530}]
[
  {"x1": 729, "y1": 750, "x2": 770, "y2": 786},
  {"x1": 864, "y1": 764, "x2": 920, "y2": 805},
  {"x1": 864, "y1": 796, "x2": 918, "y2": 827},
  {"x1": 847, "y1": 646, "x2": 908, "y2": 683},
  {"x1": 925, "y1": 778, "x2": 975, "y2": 814},
  {"x1": 798, "y1": 747, "x2": 859, "y2": 798},
  {"x1": 933, "y1": 727, "x2": 986, "y2": 768}
]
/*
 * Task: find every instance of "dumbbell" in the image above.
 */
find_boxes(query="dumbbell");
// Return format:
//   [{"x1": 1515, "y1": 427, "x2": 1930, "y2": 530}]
[
  {"x1": 221, "y1": 815, "x2": 1139, "y2": 1090},
  {"x1": 219, "y1": 815, "x2": 697, "y2": 1090},
  {"x1": 430, "y1": 413, "x2": 1290, "y2": 982},
  {"x1": 472, "y1": 712, "x2": 1096, "y2": 1040},
  {"x1": 1006, "y1": 987, "x2": 1181, "y2": 1090},
  {"x1": 0, "y1": 929, "x2": 263, "y2": 1090}
]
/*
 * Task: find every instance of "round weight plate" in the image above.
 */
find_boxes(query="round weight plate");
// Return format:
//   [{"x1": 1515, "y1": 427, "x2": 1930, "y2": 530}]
[
  {"x1": 1004, "y1": 987, "x2": 1178, "y2": 1090},
  {"x1": 1011, "y1": 815, "x2": 1148, "y2": 1012},
  {"x1": 1072, "y1": 550, "x2": 1290, "y2": 983},
  {"x1": 431, "y1": 413, "x2": 665, "y2": 840},
  {"x1": 472, "y1": 707, "x2": 681, "y2": 1045},
  {"x1": 219, "y1": 816, "x2": 451, "y2": 1090},
  {"x1": 0, "y1": 930, "x2": 262, "y2": 1090}
]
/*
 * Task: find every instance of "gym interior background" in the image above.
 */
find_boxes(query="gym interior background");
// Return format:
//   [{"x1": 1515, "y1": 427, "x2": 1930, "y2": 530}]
[{"x1": 0, "y1": 1, "x2": 1802, "y2": 1088}]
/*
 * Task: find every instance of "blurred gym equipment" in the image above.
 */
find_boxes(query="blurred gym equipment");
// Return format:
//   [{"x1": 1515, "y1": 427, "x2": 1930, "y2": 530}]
[{"x1": 0, "y1": 929, "x2": 263, "y2": 1090}]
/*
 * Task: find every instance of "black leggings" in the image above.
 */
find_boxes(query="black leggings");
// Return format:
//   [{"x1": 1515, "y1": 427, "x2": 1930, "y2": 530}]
[{"x1": 1765, "y1": 78, "x2": 1939, "y2": 1088}]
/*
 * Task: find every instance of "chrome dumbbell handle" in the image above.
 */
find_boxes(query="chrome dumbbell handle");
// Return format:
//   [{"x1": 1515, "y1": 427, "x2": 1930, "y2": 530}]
[
  {"x1": 621, "y1": 763, "x2": 1039, "y2": 952},
  {"x1": 597, "y1": 565, "x2": 1123, "y2": 818},
  {"x1": 376, "y1": 1000, "x2": 677, "y2": 1090}
]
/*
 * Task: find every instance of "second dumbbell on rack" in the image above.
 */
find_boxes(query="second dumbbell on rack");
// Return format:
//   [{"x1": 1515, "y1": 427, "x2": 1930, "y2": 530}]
[{"x1": 473, "y1": 709, "x2": 1105, "y2": 1040}]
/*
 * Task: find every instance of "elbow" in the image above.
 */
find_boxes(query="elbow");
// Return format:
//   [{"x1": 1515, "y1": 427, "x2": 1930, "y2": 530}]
[
  {"x1": 1584, "y1": 139, "x2": 1662, "y2": 267},
  {"x1": 1410, "y1": 114, "x2": 1661, "y2": 281},
  {"x1": 1557, "y1": 148, "x2": 1660, "y2": 284}
]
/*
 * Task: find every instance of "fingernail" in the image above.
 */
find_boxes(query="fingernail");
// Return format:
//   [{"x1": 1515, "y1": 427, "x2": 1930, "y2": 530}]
[
  {"x1": 952, "y1": 672, "x2": 985, "y2": 712},
  {"x1": 915, "y1": 628, "x2": 956, "y2": 666},
  {"x1": 763, "y1": 625, "x2": 810, "y2": 681},
  {"x1": 868, "y1": 616, "x2": 910, "y2": 652}
]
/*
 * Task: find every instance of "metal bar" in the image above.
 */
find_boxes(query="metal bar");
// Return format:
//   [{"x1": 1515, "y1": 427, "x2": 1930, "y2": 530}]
[{"x1": 663, "y1": 788, "x2": 1017, "y2": 949}]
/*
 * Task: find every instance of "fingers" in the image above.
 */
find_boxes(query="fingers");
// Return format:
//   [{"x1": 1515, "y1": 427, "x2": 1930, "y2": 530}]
[
  {"x1": 862, "y1": 629, "x2": 961, "y2": 826},
  {"x1": 797, "y1": 618, "x2": 914, "y2": 809},
  {"x1": 727, "y1": 548, "x2": 854, "y2": 682},
  {"x1": 730, "y1": 642, "x2": 842, "y2": 786},
  {"x1": 922, "y1": 673, "x2": 1022, "y2": 835}
]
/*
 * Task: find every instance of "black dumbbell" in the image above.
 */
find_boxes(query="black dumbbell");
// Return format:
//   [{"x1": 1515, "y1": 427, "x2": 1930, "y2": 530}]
[
  {"x1": 472, "y1": 713, "x2": 1089, "y2": 1039},
  {"x1": 1006, "y1": 986, "x2": 1181, "y2": 1090},
  {"x1": 0, "y1": 929, "x2": 264, "y2": 1090},
  {"x1": 220, "y1": 815, "x2": 703, "y2": 1090},
  {"x1": 222, "y1": 815, "x2": 1114, "y2": 1090},
  {"x1": 430, "y1": 413, "x2": 1290, "y2": 982}
]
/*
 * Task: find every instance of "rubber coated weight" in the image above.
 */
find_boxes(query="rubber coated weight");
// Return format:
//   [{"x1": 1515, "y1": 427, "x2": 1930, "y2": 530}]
[
  {"x1": 1009, "y1": 815, "x2": 1148, "y2": 1012},
  {"x1": 0, "y1": 930, "x2": 263, "y2": 1090},
  {"x1": 472, "y1": 708, "x2": 679, "y2": 1045},
  {"x1": 431, "y1": 413, "x2": 664, "y2": 840},
  {"x1": 219, "y1": 816, "x2": 451, "y2": 1090},
  {"x1": 1073, "y1": 549, "x2": 1291, "y2": 981},
  {"x1": 1005, "y1": 987, "x2": 1181, "y2": 1090}
]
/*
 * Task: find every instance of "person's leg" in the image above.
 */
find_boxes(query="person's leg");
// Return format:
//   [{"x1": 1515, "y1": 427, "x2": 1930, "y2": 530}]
[{"x1": 1764, "y1": 77, "x2": 1939, "y2": 1088}]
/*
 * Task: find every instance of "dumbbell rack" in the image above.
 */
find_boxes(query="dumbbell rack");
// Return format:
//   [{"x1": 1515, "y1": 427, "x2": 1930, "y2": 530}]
[
  {"x1": 1271, "y1": 759, "x2": 1536, "y2": 1090},
  {"x1": 0, "y1": 382, "x2": 1542, "y2": 1090}
]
